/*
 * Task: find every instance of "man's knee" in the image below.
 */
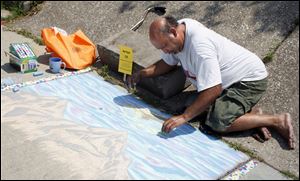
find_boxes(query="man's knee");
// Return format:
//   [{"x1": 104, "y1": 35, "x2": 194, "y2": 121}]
[
  {"x1": 205, "y1": 112, "x2": 231, "y2": 133},
  {"x1": 206, "y1": 97, "x2": 246, "y2": 133},
  {"x1": 205, "y1": 101, "x2": 248, "y2": 133}
]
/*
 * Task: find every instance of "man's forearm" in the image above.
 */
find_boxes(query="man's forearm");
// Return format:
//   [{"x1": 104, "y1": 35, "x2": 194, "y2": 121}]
[
  {"x1": 182, "y1": 84, "x2": 222, "y2": 121},
  {"x1": 140, "y1": 59, "x2": 176, "y2": 78}
]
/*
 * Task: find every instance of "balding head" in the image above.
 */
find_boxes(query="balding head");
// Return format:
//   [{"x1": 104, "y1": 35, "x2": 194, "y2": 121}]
[
  {"x1": 149, "y1": 16, "x2": 179, "y2": 42},
  {"x1": 149, "y1": 17, "x2": 165, "y2": 41},
  {"x1": 149, "y1": 16, "x2": 184, "y2": 54}
]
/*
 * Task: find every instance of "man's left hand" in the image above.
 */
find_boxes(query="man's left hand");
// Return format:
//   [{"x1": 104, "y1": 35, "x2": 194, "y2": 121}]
[{"x1": 161, "y1": 115, "x2": 187, "y2": 133}]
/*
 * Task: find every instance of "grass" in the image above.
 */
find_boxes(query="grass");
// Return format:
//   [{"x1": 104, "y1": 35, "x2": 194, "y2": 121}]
[
  {"x1": 221, "y1": 139, "x2": 264, "y2": 162},
  {"x1": 1, "y1": 1, "x2": 44, "y2": 22},
  {"x1": 93, "y1": 65, "x2": 125, "y2": 87},
  {"x1": 262, "y1": 39, "x2": 281, "y2": 64},
  {"x1": 1, "y1": 2, "x2": 24, "y2": 21},
  {"x1": 279, "y1": 170, "x2": 299, "y2": 180},
  {"x1": 97, "y1": 64, "x2": 110, "y2": 79},
  {"x1": 262, "y1": 51, "x2": 274, "y2": 64},
  {"x1": 263, "y1": 18, "x2": 298, "y2": 64},
  {"x1": 2, "y1": 1, "x2": 44, "y2": 46}
]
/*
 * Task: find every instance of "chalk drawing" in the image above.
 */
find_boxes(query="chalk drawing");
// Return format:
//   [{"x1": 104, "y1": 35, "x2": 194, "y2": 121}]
[{"x1": 21, "y1": 72, "x2": 249, "y2": 179}]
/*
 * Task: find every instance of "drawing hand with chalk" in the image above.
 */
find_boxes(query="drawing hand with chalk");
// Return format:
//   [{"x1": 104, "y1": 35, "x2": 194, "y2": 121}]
[
  {"x1": 126, "y1": 71, "x2": 141, "y2": 91},
  {"x1": 162, "y1": 115, "x2": 187, "y2": 133}
]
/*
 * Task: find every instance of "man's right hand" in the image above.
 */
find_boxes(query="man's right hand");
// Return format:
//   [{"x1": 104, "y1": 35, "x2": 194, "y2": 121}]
[
  {"x1": 125, "y1": 59, "x2": 175, "y2": 91},
  {"x1": 126, "y1": 71, "x2": 142, "y2": 90}
]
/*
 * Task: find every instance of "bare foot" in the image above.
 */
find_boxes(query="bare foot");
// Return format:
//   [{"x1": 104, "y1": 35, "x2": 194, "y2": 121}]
[
  {"x1": 275, "y1": 113, "x2": 296, "y2": 150},
  {"x1": 251, "y1": 108, "x2": 272, "y2": 141},
  {"x1": 259, "y1": 127, "x2": 272, "y2": 141}
]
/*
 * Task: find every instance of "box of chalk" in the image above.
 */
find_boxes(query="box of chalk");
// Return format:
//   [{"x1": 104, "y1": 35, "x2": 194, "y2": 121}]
[{"x1": 8, "y1": 43, "x2": 38, "y2": 73}]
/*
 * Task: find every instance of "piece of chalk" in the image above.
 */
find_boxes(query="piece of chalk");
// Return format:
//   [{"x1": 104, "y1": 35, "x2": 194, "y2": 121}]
[
  {"x1": 33, "y1": 71, "x2": 43, "y2": 76},
  {"x1": 13, "y1": 86, "x2": 20, "y2": 92},
  {"x1": 158, "y1": 131, "x2": 168, "y2": 137}
]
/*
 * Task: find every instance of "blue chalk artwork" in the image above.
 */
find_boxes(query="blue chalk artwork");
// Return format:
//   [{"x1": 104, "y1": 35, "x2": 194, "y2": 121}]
[{"x1": 21, "y1": 72, "x2": 248, "y2": 179}]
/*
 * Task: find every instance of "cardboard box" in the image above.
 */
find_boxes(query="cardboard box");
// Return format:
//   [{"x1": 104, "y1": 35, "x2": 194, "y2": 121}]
[{"x1": 8, "y1": 43, "x2": 38, "y2": 73}]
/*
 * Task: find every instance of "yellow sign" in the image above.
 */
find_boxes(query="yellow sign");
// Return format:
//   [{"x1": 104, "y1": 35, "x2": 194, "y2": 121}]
[{"x1": 118, "y1": 45, "x2": 133, "y2": 75}]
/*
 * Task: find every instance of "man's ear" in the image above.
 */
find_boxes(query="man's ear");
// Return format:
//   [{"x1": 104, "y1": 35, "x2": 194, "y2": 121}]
[{"x1": 169, "y1": 27, "x2": 177, "y2": 38}]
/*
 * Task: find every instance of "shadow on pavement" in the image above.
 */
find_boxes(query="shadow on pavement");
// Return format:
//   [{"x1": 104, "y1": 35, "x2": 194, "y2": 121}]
[
  {"x1": 1, "y1": 63, "x2": 18, "y2": 74},
  {"x1": 37, "y1": 54, "x2": 51, "y2": 66}
]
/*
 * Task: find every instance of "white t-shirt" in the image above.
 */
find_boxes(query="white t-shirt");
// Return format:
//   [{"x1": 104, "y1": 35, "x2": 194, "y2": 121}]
[{"x1": 161, "y1": 18, "x2": 268, "y2": 92}]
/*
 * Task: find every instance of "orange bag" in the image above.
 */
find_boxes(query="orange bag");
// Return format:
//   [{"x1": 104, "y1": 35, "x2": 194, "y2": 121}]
[{"x1": 41, "y1": 28, "x2": 96, "y2": 70}]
